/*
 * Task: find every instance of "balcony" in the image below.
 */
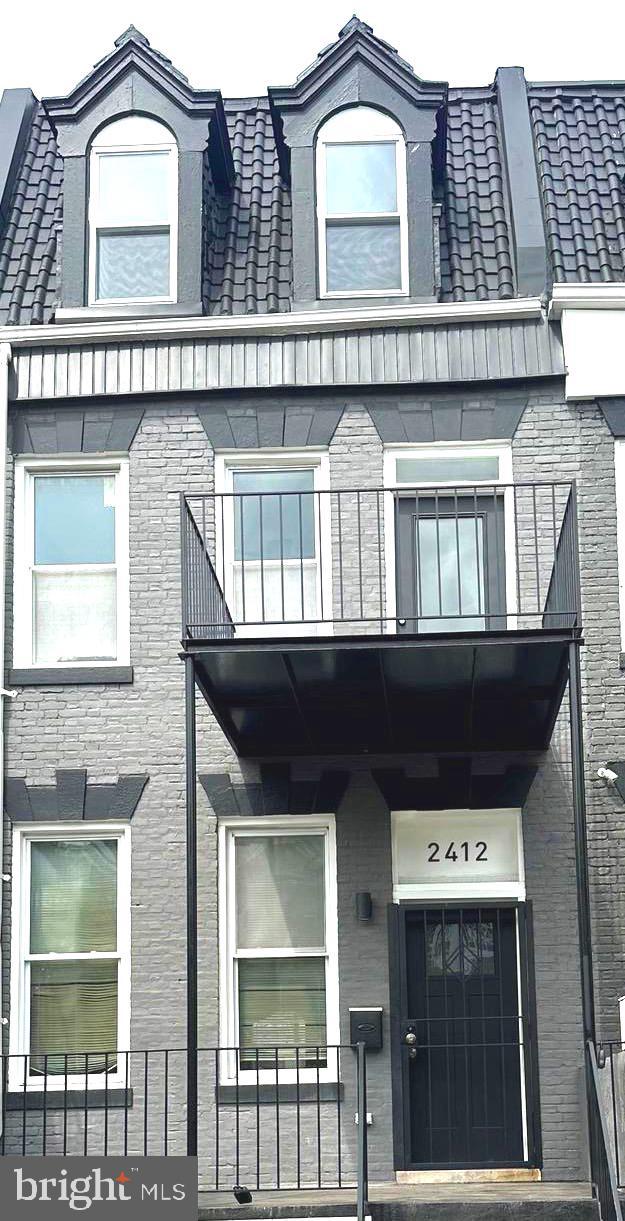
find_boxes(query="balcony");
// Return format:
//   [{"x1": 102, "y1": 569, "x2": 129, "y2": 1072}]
[{"x1": 180, "y1": 481, "x2": 581, "y2": 758}]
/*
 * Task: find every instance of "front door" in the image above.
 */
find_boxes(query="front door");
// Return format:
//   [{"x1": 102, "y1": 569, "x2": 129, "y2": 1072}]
[
  {"x1": 395, "y1": 493, "x2": 507, "y2": 632},
  {"x1": 392, "y1": 904, "x2": 536, "y2": 1169}
]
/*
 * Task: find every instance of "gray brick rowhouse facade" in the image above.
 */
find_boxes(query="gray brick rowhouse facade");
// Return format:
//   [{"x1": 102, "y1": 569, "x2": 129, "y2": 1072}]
[{"x1": 2, "y1": 17, "x2": 625, "y2": 1220}]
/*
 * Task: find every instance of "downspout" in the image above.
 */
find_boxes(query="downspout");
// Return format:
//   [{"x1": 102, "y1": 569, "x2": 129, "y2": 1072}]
[{"x1": 0, "y1": 342, "x2": 11, "y2": 1130}]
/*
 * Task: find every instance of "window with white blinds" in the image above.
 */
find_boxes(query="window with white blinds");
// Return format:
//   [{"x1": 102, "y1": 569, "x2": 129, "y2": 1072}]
[
  {"x1": 221, "y1": 819, "x2": 339, "y2": 1079},
  {"x1": 13, "y1": 458, "x2": 130, "y2": 670},
  {"x1": 10, "y1": 826, "x2": 131, "y2": 1090}
]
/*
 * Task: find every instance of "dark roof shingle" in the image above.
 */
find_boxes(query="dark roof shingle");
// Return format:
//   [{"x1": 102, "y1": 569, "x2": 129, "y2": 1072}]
[{"x1": 530, "y1": 86, "x2": 625, "y2": 282}]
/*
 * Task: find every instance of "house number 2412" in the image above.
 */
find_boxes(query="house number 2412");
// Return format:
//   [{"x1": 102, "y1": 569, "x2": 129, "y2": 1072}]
[{"x1": 427, "y1": 841, "x2": 488, "y2": 862}]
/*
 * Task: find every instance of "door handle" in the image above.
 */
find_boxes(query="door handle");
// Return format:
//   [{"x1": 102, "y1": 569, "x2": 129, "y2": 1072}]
[{"x1": 403, "y1": 1028, "x2": 418, "y2": 1057}]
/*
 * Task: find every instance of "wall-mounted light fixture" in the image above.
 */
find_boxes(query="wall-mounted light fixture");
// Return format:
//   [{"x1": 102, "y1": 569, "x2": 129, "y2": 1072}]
[{"x1": 356, "y1": 891, "x2": 373, "y2": 922}]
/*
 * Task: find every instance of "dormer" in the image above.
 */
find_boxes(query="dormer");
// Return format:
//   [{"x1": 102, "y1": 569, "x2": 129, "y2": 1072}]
[
  {"x1": 269, "y1": 16, "x2": 447, "y2": 310},
  {"x1": 44, "y1": 26, "x2": 234, "y2": 322}
]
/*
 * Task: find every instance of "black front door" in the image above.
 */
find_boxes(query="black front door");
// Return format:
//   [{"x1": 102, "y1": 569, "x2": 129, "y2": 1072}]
[
  {"x1": 392, "y1": 905, "x2": 536, "y2": 1169},
  {"x1": 395, "y1": 493, "x2": 507, "y2": 632}
]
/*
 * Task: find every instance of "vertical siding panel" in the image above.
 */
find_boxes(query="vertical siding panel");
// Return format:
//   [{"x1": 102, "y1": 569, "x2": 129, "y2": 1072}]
[
  {"x1": 472, "y1": 325, "x2": 488, "y2": 381},
  {"x1": 28, "y1": 350, "x2": 43, "y2": 400},
  {"x1": 130, "y1": 345, "x2": 144, "y2": 394},
  {"x1": 181, "y1": 341, "x2": 195, "y2": 390},
  {"x1": 370, "y1": 331, "x2": 384, "y2": 382},
  {"x1": 231, "y1": 340, "x2": 245, "y2": 388},
  {"x1": 434, "y1": 327, "x2": 451, "y2": 381},
  {"x1": 320, "y1": 335, "x2": 334, "y2": 384},
  {"x1": 245, "y1": 340, "x2": 258, "y2": 387},
  {"x1": 168, "y1": 343, "x2": 181, "y2": 391},
  {"x1": 207, "y1": 341, "x2": 219, "y2": 387},
  {"x1": 383, "y1": 330, "x2": 398, "y2": 382},
  {"x1": 104, "y1": 346, "x2": 118, "y2": 396},
  {"x1": 269, "y1": 337, "x2": 283, "y2": 386},
  {"x1": 92, "y1": 348, "x2": 105, "y2": 396},
  {"x1": 307, "y1": 336, "x2": 321, "y2": 384},
  {"x1": 55, "y1": 349, "x2": 69, "y2": 398},
  {"x1": 333, "y1": 334, "x2": 347, "y2": 384},
  {"x1": 345, "y1": 334, "x2": 359, "y2": 382},
  {"x1": 511, "y1": 324, "x2": 526, "y2": 378},
  {"x1": 485, "y1": 326, "x2": 501, "y2": 381},
  {"x1": 193, "y1": 341, "x2": 207, "y2": 390},
  {"x1": 16, "y1": 353, "x2": 29, "y2": 400},
  {"x1": 257, "y1": 340, "x2": 270, "y2": 386},
  {"x1": 218, "y1": 341, "x2": 232, "y2": 388},
  {"x1": 117, "y1": 344, "x2": 131, "y2": 394},
  {"x1": 498, "y1": 325, "x2": 514, "y2": 378},
  {"x1": 421, "y1": 328, "x2": 436, "y2": 381},
  {"x1": 458, "y1": 328, "x2": 474, "y2": 381},
  {"x1": 295, "y1": 337, "x2": 308, "y2": 384},
  {"x1": 397, "y1": 330, "x2": 411, "y2": 381},
  {"x1": 283, "y1": 337, "x2": 295, "y2": 385},
  {"x1": 408, "y1": 328, "x2": 424, "y2": 382},
  {"x1": 81, "y1": 347, "x2": 94, "y2": 397},
  {"x1": 142, "y1": 343, "x2": 156, "y2": 393},
  {"x1": 67, "y1": 348, "x2": 81, "y2": 397},
  {"x1": 523, "y1": 322, "x2": 539, "y2": 378},
  {"x1": 155, "y1": 343, "x2": 169, "y2": 391},
  {"x1": 360, "y1": 331, "x2": 374, "y2": 383}
]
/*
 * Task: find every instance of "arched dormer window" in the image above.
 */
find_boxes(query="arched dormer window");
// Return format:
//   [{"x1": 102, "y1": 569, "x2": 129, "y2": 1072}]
[
  {"x1": 316, "y1": 106, "x2": 408, "y2": 298},
  {"x1": 88, "y1": 115, "x2": 178, "y2": 304}
]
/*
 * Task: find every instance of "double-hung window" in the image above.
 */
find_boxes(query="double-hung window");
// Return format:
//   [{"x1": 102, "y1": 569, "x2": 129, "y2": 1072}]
[
  {"x1": 215, "y1": 453, "x2": 331, "y2": 635},
  {"x1": 89, "y1": 115, "x2": 177, "y2": 304},
  {"x1": 317, "y1": 106, "x2": 408, "y2": 297},
  {"x1": 220, "y1": 818, "x2": 339, "y2": 1079},
  {"x1": 13, "y1": 458, "x2": 130, "y2": 670},
  {"x1": 10, "y1": 825, "x2": 131, "y2": 1090}
]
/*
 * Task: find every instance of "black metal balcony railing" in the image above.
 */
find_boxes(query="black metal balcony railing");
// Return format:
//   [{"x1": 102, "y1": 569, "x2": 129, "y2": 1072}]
[
  {"x1": 0, "y1": 1044, "x2": 368, "y2": 1213},
  {"x1": 181, "y1": 482, "x2": 580, "y2": 643}
]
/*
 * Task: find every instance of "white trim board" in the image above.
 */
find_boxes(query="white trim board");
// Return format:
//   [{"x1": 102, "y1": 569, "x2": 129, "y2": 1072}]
[{"x1": 0, "y1": 297, "x2": 545, "y2": 349}]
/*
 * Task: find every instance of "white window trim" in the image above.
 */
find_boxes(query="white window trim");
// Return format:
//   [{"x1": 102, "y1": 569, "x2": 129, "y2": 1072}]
[
  {"x1": 218, "y1": 815, "x2": 340, "y2": 1085},
  {"x1": 9, "y1": 822, "x2": 131, "y2": 1092},
  {"x1": 214, "y1": 449, "x2": 333, "y2": 638},
  {"x1": 615, "y1": 440, "x2": 625, "y2": 648},
  {"x1": 316, "y1": 107, "x2": 409, "y2": 300},
  {"x1": 13, "y1": 455, "x2": 130, "y2": 670},
  {"x1": 87, "y1": 128, "x2": 178, "y2": 307},
  {"x1": 382, "y1": 441, "x2": 517, "y2": 633}
]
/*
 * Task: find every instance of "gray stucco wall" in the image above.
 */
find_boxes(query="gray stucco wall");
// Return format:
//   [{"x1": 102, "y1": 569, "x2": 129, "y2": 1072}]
[{"x1": 0, "y1": 391, "x2": 597, "y2": 1183}]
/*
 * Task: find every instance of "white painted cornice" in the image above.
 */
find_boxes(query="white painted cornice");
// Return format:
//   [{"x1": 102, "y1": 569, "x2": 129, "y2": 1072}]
[
  {"x1": 0, "y1": 298, "x2": 545, "y2": 350},
  {"x1": 550, "y1": 283, "x2": 625, "y2": 318}
]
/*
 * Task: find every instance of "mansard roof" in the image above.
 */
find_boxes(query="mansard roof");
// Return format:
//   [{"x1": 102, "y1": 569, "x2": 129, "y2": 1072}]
[{"x1": 1, "y1": 20, "x2": 625, "y2": 323}]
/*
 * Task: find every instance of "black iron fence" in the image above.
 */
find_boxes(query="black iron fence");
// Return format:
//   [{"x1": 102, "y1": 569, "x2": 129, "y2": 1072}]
[
  {"x1": 181, "y1": 481, "x2": 581, "y2": 642},
  {"x1": 0, "y1": 1044, "x2": 368, "y2": 1213},
  {"x1": 587, "y1": 1041, "x2": 624, "y2": 1220}
]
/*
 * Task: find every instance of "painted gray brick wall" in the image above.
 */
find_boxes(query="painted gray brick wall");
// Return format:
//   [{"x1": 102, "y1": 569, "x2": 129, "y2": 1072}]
[
  {"x1": 0, "y1": 393, "x2": 602, "y2": 1183},
  {"x1": 513, "y1": 392, "x2": 625, "y2": 1042}
]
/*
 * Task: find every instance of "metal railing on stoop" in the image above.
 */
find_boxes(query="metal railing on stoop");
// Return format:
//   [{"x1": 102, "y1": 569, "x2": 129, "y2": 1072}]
[
  {"x1": 587, "y1": 1040, "x2": 624, "y2": 1220},
  {"x1": 0, "y1": 1043, "x2": 370, "y2": 1221}
]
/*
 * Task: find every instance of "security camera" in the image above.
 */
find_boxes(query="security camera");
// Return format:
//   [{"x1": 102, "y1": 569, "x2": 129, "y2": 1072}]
[{"x1": 597, "y1": 767, "x2": 618, "y2": 786}]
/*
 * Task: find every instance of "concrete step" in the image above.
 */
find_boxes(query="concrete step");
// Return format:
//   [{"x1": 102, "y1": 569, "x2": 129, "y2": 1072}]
[{"x1": 198, "y1": 1182, "x2": 599, "y2": 1221}]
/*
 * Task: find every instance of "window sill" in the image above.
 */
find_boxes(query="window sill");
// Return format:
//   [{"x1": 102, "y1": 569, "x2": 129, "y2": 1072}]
[
  {"x1": 217, "y1": 1082, "x2": 343, "y2": 1105},
  {"x1": 9, "y1": 666, "x2": 134, "y2": 686},
  {"x1": 6, "y1": 1088, "x2": 133, "y2": 1111},
  {"x1": 54, "y1": 302, "x2": 203, "y2": 324}
]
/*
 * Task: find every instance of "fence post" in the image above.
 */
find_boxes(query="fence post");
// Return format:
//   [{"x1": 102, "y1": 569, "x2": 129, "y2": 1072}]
[{"x1": 356, "y1": 1042, "x2": 368, "y2": 1221}]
